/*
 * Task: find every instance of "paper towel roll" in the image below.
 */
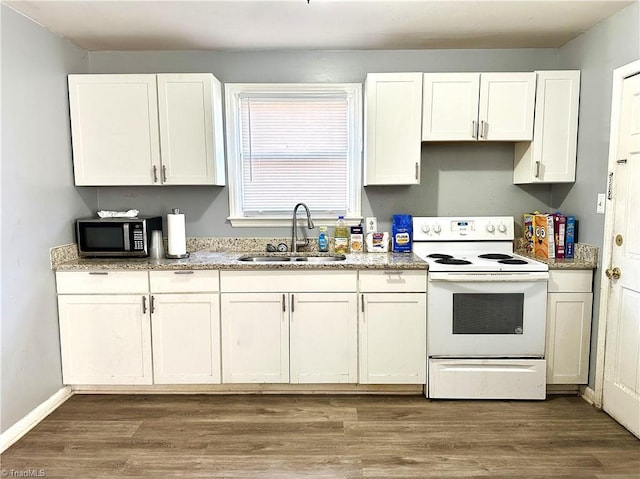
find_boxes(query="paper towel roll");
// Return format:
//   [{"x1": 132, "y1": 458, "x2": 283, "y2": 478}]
[{"x1": 167, "y1": 210, "x2": 187, "y2": 256}]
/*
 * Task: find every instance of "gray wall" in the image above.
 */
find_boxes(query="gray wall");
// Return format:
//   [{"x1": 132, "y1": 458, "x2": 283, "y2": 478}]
[
  {"x1": 1, "y1": 5, "x2": 94, "y2": 433},
  {"x1": 91, "y1": 48, "x2": 558, "y2": 234},
  {"x1": 557, "y1": 1, "x2": 640, "y2": 387}
]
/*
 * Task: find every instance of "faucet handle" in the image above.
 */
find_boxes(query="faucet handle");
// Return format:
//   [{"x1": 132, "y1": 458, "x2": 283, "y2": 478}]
[
  {"x1": 277, "y1": 243, "x2": 289, "y2": 252},
  {"x1": 266, "y1": 243, "x2": 277, "y2": 252}
]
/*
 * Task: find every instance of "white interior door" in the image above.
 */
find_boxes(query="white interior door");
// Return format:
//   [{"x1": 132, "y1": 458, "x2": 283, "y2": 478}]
[{"x1": 603, "y1": 72, "x2": 640, "y2": 438}]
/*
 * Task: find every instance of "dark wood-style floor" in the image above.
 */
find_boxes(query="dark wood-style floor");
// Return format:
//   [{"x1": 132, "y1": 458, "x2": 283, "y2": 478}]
[{"x1": 2, "y1": 394, "x2": 638, "y2": 478}]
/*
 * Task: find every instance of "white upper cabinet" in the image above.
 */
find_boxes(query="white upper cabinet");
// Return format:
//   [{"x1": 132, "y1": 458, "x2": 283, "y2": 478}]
[
  {"x1": 364, "y1": 73, "x2": 423, "y2": 185},
  {"x1": 157, "y1": 74, "x2": 225, "y2": 185},
  {"x1": 422, "y1": 73, "x2": 480, "y2": 141},
  {"x1": 514, "y1": 71, "x2": 581, "y2": 184},
  {"x1": 68, "y1": 73, "x2": 225, "y2": 186},
  {"x1": 422, "y1": 72, "x2": 536, "y2": 142}
]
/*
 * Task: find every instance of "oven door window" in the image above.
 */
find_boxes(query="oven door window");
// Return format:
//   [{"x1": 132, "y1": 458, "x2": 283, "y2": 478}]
[{"x1": 453, "y1": 293, "x2": 524, "y2": 335}]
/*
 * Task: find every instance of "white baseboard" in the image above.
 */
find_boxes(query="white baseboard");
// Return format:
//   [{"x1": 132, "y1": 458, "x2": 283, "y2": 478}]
[
  {"x1": 0, "y1": 386, "x2": 73, "y2": 453},
  {"x1": 581, "y1": 385, "x2": 599, "y2": 407}
]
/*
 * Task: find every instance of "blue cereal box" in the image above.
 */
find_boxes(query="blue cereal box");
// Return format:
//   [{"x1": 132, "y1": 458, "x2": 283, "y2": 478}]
[{"x1": 565, "y1": 215, "x2": 576, "y2": 259}]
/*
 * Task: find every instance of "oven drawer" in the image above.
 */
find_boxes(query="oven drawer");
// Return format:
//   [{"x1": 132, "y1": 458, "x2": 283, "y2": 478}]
[{"x1": 428, "y1": 358, "x2": 546, "y2": 400}]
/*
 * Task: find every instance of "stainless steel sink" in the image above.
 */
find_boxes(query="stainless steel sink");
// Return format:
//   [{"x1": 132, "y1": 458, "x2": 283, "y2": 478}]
[{"x1": 237, "y1": 254, "x2": 346, "y2": 262}]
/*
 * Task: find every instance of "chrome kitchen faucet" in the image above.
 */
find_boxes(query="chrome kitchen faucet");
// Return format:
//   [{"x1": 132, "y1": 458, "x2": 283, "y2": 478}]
[{"x1": 291, "y1": 202, "x2": 315, "y2": 252}]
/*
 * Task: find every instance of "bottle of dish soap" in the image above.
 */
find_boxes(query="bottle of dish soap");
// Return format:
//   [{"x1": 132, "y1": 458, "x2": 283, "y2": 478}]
[
  {"x1": 318, "y1": 226, "x2": 329, "y2": 252},
  {"x1": 334, "y1": 216, "x2": 349, "y2": 254}
]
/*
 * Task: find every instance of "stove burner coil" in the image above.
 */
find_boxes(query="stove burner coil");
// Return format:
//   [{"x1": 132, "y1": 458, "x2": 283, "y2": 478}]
[
  {"x1": 498, "y1": 259, "x2": 528, "y2": 265},
  {"x1": 478, "y1": 253, "x2": 513, "y2": 260},
  {"x1": 435, "y1": 258, "x2": 472, "y2": 265},
  {"x1": 428, "y1": 254, "x2": 454, "y2": 259}
]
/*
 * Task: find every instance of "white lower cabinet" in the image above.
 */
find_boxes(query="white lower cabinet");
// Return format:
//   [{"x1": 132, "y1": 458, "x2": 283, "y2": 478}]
[
  {"x1": 219, "y1": 270, "x2": 359, "y2": 384},
  {"x1": 360, "y1": 293, "x2": 426, "y2": 384},
  {"x1": 358, "y1": 270, "x2": 427, "y2": 384},
  {"x1": 151, "y1": 293, "x2": 221, "y2": 384},
  {"x1": 220, "y1": 292, "x2": 290, "y2": 383},
  {"x1": 58, "y1": 294, "x2": 152, "y2": 385},
  {"x1": 546, "y1": 270, "x2": 593, "y2": 384},
  {"x1": 149, "y1": 270, "x2": 221, "y2": 384},
  {"x1": 290, "y1": 293, "x2": 358, "y2": 384}
]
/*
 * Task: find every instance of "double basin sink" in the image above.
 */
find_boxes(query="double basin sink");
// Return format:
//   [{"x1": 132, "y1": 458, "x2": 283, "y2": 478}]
[{"x1": 238, "y1": 254, "x2": 346, "y2": 263}]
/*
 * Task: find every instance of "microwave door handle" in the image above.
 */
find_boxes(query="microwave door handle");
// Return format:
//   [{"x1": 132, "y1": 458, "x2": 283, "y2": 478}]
[{"x1": 123, "y1": 223, "x2": 131, "y2": 251}]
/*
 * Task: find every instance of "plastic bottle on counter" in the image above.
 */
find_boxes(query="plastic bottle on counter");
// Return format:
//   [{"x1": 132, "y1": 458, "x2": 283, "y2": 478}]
[
  {"x1": 318, "y1": 226, "x2": 329, "y2": 252},
  {"x1": 334, "y1": 216, "x2": 349, "y2": 254}
]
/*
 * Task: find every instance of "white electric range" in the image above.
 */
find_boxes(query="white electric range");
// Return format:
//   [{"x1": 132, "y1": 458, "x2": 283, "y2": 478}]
[{"x1": 412, "y1": 216, "x2": 549, "y2": 400}]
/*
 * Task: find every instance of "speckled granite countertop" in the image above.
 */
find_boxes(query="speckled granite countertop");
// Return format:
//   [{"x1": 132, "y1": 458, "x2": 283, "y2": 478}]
[
  {"x1": 51, "y1": 237, "x2": 597, "y2": 272},
  {"x1": 51, "y1": 240, "x2": 427, "y2": 271},
  {"x1": 514, "y1": 240, "x2": 598, "y2": 270}
]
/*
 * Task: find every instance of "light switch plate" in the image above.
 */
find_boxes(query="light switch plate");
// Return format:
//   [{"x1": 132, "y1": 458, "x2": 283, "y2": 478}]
[
  {"x1": 597, "y1": 193, "x2": 606, "y2": 214},
  {"x1": 366, "y1": 217, "x2": 378, "y2": 233}
]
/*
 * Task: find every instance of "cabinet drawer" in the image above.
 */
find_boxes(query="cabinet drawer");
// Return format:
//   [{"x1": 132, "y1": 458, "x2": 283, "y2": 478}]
[
  {"x1": 56, "y1": 271, "x2": 148, "y2": 294},
  {"x1": 359, "y1": 270, "x2": 427, "y2": 292},
  {"x1": 548, "y1": 270, "x2": 592, "y2": 293},
  {"x1": 150, "y1": 270, "x2": 219, "y2": 293},
  {"x1": 220, "y1": 270, "x2": 357, "y2": 293}
]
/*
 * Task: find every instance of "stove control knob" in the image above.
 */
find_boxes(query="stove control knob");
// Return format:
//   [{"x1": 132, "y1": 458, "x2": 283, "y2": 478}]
[
  {"x1": 498, "y1": 223, "x2": 507, "y2": 233},
  {"x1": 486, "y1": 224, "x2": 496, "y2": 233},
  {"x1": 433, "y1": 225, "x2": 442, "y2": 234},
  {"x1": 421, "y1": 224, "x2": 430, "y2": 233}
]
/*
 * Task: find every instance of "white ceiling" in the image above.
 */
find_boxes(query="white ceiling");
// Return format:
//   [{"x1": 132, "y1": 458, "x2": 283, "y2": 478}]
[{"x1": 4, "y1": 0, "x2": 635, "y2": 51}]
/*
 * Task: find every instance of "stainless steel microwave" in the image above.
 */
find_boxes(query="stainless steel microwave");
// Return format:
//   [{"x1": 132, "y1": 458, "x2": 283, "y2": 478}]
[{"x1": 76, "y1": 216, "x2": 162, "y2": 257}]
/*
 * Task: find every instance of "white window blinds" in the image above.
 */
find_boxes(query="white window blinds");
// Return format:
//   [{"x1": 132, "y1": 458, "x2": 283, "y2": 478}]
[{"x1": 226, "y1": 84, "x2": 362, "y2": 226}]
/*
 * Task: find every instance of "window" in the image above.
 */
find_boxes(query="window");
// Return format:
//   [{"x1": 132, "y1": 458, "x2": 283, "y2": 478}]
[{"x1": 225, "y1": 83, "x2": 362, "y2": 227}]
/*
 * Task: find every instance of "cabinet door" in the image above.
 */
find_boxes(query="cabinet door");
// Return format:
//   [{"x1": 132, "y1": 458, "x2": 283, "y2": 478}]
[
  {"x1": 479, "y1": 73, "x2": 535, "y2": 141},
  {"x1": 290, "y1": 293, "x2": 358, "y2": 383},
  {"x1": 360, "y1": 293, "x2": 426, "y2": 384},
  {"x1": 422, "y1": 73, "x2": 480, "y2": 141},
  {"x1": 68, "y1": 74, "x2": 160, "y2": 186},
  {"x1": 364, "y1": 73, "x2": 423, "y2": 185},
  {"x1": 546, "y1": 292, "x2": 593, "y2": 384},
  {"x1": 157, "y1": 74, "x2": 225, "y2": 186},
  {"x1": 58, "y1": 294, "x2": 152, "y2": 385},
  {"x1": 151, "y1": 294, "x2": 221, "y2": 384},
  {"x1": 514, "y1": 71, "x2": 580, "y2": 184},
  {"x1": 221, "y1": 293, "x2": 289, "y2": 383}
]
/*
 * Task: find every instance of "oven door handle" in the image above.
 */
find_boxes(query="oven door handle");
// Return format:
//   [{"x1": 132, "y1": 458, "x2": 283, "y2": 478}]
[{"x1": 429, "y1": 272, "x2": 549, "y2": 282}]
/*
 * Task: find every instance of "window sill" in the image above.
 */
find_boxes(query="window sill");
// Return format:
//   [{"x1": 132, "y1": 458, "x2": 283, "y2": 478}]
[{"x1": 228, "y1": 216, "x2": 364, "y2": 228}]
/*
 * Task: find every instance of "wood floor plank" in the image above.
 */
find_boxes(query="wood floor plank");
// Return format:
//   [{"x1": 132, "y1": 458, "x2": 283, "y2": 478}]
[{"x1": 1, "y1": 394, "x2": 638, "y2": 478}]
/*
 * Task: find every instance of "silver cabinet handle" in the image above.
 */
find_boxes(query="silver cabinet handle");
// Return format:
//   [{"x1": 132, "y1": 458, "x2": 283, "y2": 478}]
[
  {"x1": 384, "y1": 270, "x2": 404, "y2": 275},
  {"x1": 150, "y1": 295, "x2": 156, "y2": 314},
  {"x1": 88, "y1": 271, "x2": 108, "y2": 275},
  {"x1": 282, "y1": 294, "x2": 286, "y2": 313},
  {"x1": 142, "y1": 296, "x2": 147, "y2": 314},
  {"x1": 472, "y1": 120, "x2": 478, "y2": 139},
  {"x1": 361, "y1": 294, "x2": 365, "y2": 313},
  {"x1": 535, "y1": 161, "x2": 541, "y2": 178},
  {"x1": 415, "y1": 162, "x2": 419, "y2": 180},
  {"x1": 291, "y1": 294, "x2": 295, "y2": 313},
  {"x1": 153, "y1": 165, "x2": 158, "y2": 183},
  {"x1": 480, "y1": 121, "x2": 488, "y2": 139},
  {"x1": 162, "y1": 165, "x2": 167, "y2": 182},
  {"x1": 174, "y1": 271, "x2": 194, "y2": 275}
]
